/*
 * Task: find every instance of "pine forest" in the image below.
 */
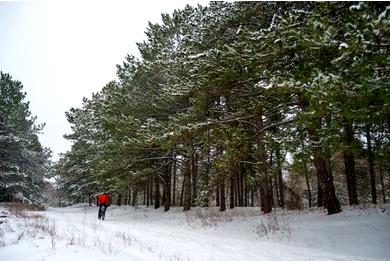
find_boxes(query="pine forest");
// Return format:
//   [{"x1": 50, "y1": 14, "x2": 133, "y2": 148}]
[{"x1": 51, "y1": 2, "x2": 390, "y2": 215}]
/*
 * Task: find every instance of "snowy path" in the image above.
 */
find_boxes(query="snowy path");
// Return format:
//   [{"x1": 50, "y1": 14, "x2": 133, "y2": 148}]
[{"x1": 1, "y1": 204, "x2": 389, "y2": 261}]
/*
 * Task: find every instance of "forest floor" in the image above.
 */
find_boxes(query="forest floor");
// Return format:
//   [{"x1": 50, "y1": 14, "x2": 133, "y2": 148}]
[{"x1": 0, "y1": 203, "x2": 389, "y2": 261}]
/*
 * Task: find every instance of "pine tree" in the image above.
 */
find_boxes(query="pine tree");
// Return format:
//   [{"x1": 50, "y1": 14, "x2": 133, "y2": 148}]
[{"x1": 0, "y1": 72, "x2": 50, "y2": 204}]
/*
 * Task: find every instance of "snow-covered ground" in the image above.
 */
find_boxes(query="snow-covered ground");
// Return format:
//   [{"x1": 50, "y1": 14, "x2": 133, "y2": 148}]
[{"x1": 1, "y1": 204, "x2": 389, "y2": 261}]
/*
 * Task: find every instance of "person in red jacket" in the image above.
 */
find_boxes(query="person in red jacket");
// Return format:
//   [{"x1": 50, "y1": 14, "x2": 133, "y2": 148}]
[{"x1": 97, "y1": 193, "x2": 110, "y2": 220}]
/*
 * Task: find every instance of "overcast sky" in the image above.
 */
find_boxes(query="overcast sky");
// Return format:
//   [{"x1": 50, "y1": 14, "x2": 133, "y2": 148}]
[{"x1": 0, "y1": 0, "x2": 209, "y2": 161}]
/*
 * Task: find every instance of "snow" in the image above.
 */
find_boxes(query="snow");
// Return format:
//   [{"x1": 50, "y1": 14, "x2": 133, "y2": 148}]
[
  {"x1": 376, "y1": 6, "x2": 390, "y2": 24},
  {"x1": 338, "y1": 43, "x2": 349, "y2": 49},
  {"x1": 349, "y1": 2, "x2": 365, "y2": 12},
  {"x1": 1, "y1": 204, "x2": 390, "y2": 261}
]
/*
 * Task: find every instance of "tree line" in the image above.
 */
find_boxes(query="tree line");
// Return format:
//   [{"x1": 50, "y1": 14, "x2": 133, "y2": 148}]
[{"x1": 55, "y1": 2, "x2": 390, "y2": 215}]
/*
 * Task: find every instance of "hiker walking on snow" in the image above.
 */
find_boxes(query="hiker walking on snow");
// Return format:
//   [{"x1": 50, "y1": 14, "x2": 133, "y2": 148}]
[{"x1": 98, "y1": 193, "x2": 111, "y2": 220}]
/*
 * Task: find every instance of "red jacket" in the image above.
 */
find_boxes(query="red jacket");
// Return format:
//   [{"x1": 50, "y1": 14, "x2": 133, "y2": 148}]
[{"x1": 98, "y1": 194, "x2": 107, "y2": 205}]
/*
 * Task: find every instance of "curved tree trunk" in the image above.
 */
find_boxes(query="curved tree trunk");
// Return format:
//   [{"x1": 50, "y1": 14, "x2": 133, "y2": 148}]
[
  {"x1": 300, "y1": 95, "x2": 341, "y2": 215},
  {"x1": 308, "y1": 122, "x2": 341, "y2": 214},
  {"x1": 313, "y1": 151, "x2": 341, "y2": 214}
]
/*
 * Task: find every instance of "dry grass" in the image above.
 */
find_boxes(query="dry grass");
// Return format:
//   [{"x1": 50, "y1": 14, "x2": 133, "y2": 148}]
[
  {"x1": 184, "y1": 207, "x2": 261, "y2": 227},
  {"x1": 2, "y1": 203, "x2": 57, "y2": 250},
  {"x1": 254, "y1": 215, "x2": 291, "y2": 239},
  {"x1": 6, "y1": 202, "x2": 45, "y2": 217}
]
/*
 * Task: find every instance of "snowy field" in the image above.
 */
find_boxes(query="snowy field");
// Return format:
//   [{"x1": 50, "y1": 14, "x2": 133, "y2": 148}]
[{"x1": 1, "y1": 204, "x2": 389, "y2": 261}]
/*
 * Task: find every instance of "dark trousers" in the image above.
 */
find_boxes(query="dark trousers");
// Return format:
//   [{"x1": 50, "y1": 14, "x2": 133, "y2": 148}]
[{"x1": 98, "y1": 203, "x2": 107, "y2": 219}]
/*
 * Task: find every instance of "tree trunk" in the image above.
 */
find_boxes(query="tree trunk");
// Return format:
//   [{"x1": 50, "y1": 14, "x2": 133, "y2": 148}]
[
  {"x1": 313, "y1": 154, "x2": 341, "y2": 214},
  {"x1": 235, "y1": 176, "x2": 239, "y2": 207},
  {"x1": 117, "y1": 193, "x2": 122, "y2": 206},
  {"x1": 125, "y1": 190, "x2": 128, "y2": 206},
  {"x1": 146, "y1": 180, "x2": 150, "y2": 207},
  {"x1": 379, "y1": 164, "x2": 386, "y2": 203},
  {"x1": 163, "y1": 160, "x2": 172, "y2": 212},
  {"x1": 219, "y1": 175, "x2": 226, "y2": 211},
  {"x1": 276, "y1": 147, "x2": 284, "y2": 208},
  {"x1": 183, "y1": 156, "x2": 192, "y2": 211},
  {"x1": 387, "y1": 113, "x2": 390, "y2": 134},
  {"x1": 154, "y1": 173, "x2": 160, "y2": 209},
  {"x1": 307, "y1": 120, "x2": 341, "y2": 214},
  {"x1": 241, "y1": 162, "x2": 248, "y2": 207},
  {"x1": 324, "y1": 145, "x2": 334, "y2": 205},
  {"x1": 149, "y1": 180, "x2": 153, "y2": 206},
  {"x1": 299, "y1": 94, "x2": 340, "y2": 214},
  {"x1": 230, "y1": 167, "x2": 235, "y2": 209},
  {"x1": 179, "y1": 177, "x2": 184, "y2": 207},
  {"x1": 269, "y1": 152, "x2": 275, "y2": 207},
  {"x1": 258, "y1": 154, "x2": 271, "y2": 213},
  {"x1": 269, "y1": 175, "x2": 275, "y2": 208},
  {"x1": 274, "y1": 174, "x2": 279, "y2": 207},
  {"x1": 250, "y1": 186, "x2": 254, "y2": 207},
  {"x1": 256, "y1": 109, "x2": 272, "y2": 214},
  {"x1": 366, "y1": 124, "x2": 377, "y2": 204},
  {"x1": 127, "y1": 186, "x2": 131, "y2": 206},
  {"x1": 314, "y1": 147, "x2": 339, "y2": 213},
  {"x1": 343, "y1": 121, "x2": 359, "y2": 205},
  {"x1": 203, "y1": 159, "x2": 210, "y2": 207},
  {"x1": 216, "y1": 183, "x2": 220, "y2": 207},
  {"x1": 317, "y1": 183, "x2": 323, "y2": 207},
  {"x1": 343, "y1": 120, "x2": 358, "y2": 205},
  {"x1": 143, "y1": 186, "x2": 146, "y2": 205},
  {"x1": 244, "y1": 182, "x2": 249, "y2": 207},
  {"x1": 172, "y1": 149, "x2": 177, "y2": 206},
  {"x1": 238, "y1": 167, "x2": 244, "y2": 207},
  {"x1": 132, "y1": 189, "x2": 137, "y2": 206},
  {"x1": 191, "y1": 152, "x2": 198, "y2": 206},
  {"x1": 202, "y1": 130, "x2": 211, "y2": 207},
  {"x1": 242, "y1": 146, "x2": 251, "y2": 207},
  {"x1": 303, "y1": 161, "x2": 312, "y2": 208}
]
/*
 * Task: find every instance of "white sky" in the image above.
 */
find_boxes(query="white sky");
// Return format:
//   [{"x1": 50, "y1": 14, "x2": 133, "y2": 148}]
[{"x1": 0, "y1": 0, "x2": 209, "y2": 161}]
